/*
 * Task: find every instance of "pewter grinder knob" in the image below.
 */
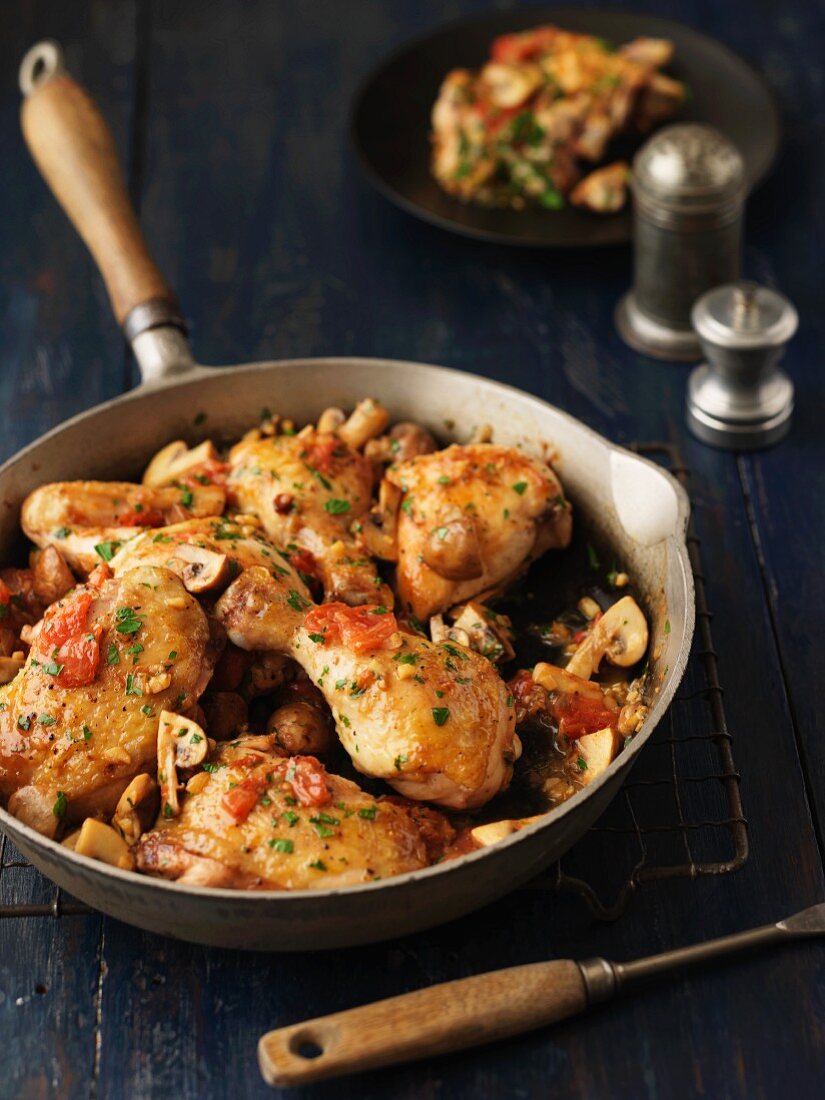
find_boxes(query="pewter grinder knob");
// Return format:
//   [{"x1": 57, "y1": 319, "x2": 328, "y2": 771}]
[
  {"x1": 686, "y1": 282, "x2": 797, "y2": 449},
  {"x1": 616, "y1": 123, "x2": 746, "y2": 361}
]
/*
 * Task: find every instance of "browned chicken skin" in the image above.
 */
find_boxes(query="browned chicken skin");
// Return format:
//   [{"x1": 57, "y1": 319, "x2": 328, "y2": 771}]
[
  {"x1": 0, "y1": 566, "x2": 219, "y2": 836},
  {"x1": 226, "y1": 428, "x2": 392, "y2": 606},
  {"x1": 215, "y1": 566, "x2": 519, "y2": 809},
  {"x1": 385, "y1": 444, "x2": 572, "y2": 620},
  {"x1": 136, "y1": 735, "x2": 437, "y2": 889}
]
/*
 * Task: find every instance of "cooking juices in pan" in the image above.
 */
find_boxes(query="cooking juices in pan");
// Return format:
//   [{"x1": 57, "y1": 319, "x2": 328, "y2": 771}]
[{"x1": 0, "y1": 402, "x2": 649, "y2": 887}]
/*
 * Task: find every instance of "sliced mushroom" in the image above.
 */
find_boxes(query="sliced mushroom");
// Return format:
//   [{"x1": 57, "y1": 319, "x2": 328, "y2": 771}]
[
  {"x1": 7, "y1": 785, "x2": 58, "y2": 838},
  {"x1": 31, "y1": 545, "x2": 75, "y2": 603},
  {"x1": 532, "y1": 662, "x2": 606, "y2": 701},
  {"x1": 471, "y1": 814, "x2": 545, "y2": 847},
  {"x1": 357, "y1": 479, "x2": 401, "y2": 561},
  {"x1": 157, "y1": 710, "x2": 209, "y2": 818},
  {"x1": 449, "y1": 601, "x2": 515, "y2": 664},
  {"x1": 572, "y1": 727, "x2": 619, "y2": 785},
  {"x1": 165, "y1": 543, "x2": 231, "y2": 593},
  {"x1": 480, "y1": 61, "x2": 542, "y2": 108},
  {"x1": 565, "y1": 596, "x2": 648, "y2": 680},
  {"x1": 421, "y1": 517, "x2": 483, "y2": 581},
  {"x1": 317, "y1": 407, "x2": 346, "y2": 433},
  {"x1": 619, "y1": 36, "x2": 674, "y2": 68},
  {"x1": 570, "y1": 162, "x2": 630, "y2": 214},
  {"x1": 337, "y1": 399, "x2": 391, "y2": 450},
  {"x1": 74, "y1": 817, "x2": 135, "y2": 869},
  {"x1": 112, "y1": 774, "x2": 159, "y2": 846},
  {"x1": 267, "y1": 700, "x2": 335, "y2": 755},
  {"x1": 142, "y1": 439, "x2": 220, "y2": 488}
]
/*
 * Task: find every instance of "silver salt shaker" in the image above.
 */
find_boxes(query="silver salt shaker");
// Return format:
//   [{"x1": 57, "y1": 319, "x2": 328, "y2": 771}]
[
  {"x1": 686, "y1": 281, "x2": 797, "y2": 449},
  {"x1": 616, "y1": 123, "x2": 746, "y2": 361}
]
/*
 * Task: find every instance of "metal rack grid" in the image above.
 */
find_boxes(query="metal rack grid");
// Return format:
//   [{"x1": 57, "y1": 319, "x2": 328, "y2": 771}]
[{"x1": 0, "y1": 442, "x2": 747, "y2": 924}]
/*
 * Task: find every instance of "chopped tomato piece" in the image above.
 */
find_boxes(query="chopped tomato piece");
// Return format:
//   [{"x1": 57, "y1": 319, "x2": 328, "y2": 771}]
[
  {"x1": 221, "y1": 776, "x2": 267, "y2": 823},
  {"x1": 551, "y1": 692, "x2": 617, "y2": 739},
  {"x1": 54, "y1": 626, "x2": 102, "y2": 688},
  {"x1": 0, "y1": 579, "x2": 11, "y2": 607},
  {"x1": 305, "y1": 434, "x2": 339, "y2": 476},
  {"x1": 118, "y1": 508, "x2": 164, "y2": 527},
  {"x1": 211, "y1": 644, "x2": 253, "y2": 692},
  {"x1": 286, "y1": 755, "x2": 330, "y2": 807},
  {"x1": 41, "y1": 591, "x2": 94, "y2": 650},
  {"x1": 288, "y1": 548, "x2": 321, "y2": 582},
  {"x1": 87, "y1": 563, "x2": 112, "y2": 590},
  {"x1": 508, "y1": 669, "x2": 548, "y2": 724},
  {"x1": 304, "y1": 603, "x2": 398, "y2": 654}
]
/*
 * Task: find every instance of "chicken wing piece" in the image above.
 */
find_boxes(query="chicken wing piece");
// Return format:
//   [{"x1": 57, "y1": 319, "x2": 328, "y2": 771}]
[
  {"x1": 135, "y1": 734, "x2": 438, "y2": 889},
  {"x1": 226, "y1": 429, "x2": 392, "y2": 606},
  {"x1": 22, "y1": 481, "x2": 226, "y2": 574},
  {"x1": 215, "y1": 567, "x2": 519, "y2": 809},
  {"x1": 110, "y1": 516, "x2": 312, "y2": 600},
  {"x1": 384, "y1": 444, "x2": 572, "y2": 620},
  {"x1": 0, "y1": 566, "x2": 220, "y2": 836}
]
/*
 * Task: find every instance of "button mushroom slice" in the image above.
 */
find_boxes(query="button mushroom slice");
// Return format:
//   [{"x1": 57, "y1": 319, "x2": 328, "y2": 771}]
[
  {"x1": 421, "y1": 517, "x2": 484, "y2": 582},
  {"x1": 267, "y1": 699, "x2": 335, "y2": 755},
  {"x1": 73, "y1": 817, "x2": 135, "y2": 870},
  {"x1": 336, "y1": 399, "x2": 391, "y2": 451},
  {"x1": 112, "y1": 773, "x2": 160, "y2": 846},
  {"x1": 316, "y1": 407, "x2": 346, "y2": 434},
  {"x1": 565, "y1": 596, "x2": 649, "y2": 680},
  {"x1": 357, "y1": 479, "x2": 402, "y2": 562},
  {"x1": 142, "y1": 439, "x2": 220, "y2": 488},
  {"x1": 163, "y1": 543, "x2": 232, "y2": 594},
  {"x1": 471, "y1": 814, "x2": 546, "y2": 847},
  {"x1": 532, "y1": 661, "x2": 607, "y2": 700},
  {"x1": 31, "y1": 545, "x2": 75, "y2": 604},
  {"x1": 572, "y1": 727, "x2": 620, "y2": 785},
  {"x1": 448, "y1": 601, "x2": 515, "y2": 664},
  {"x1": 157, "y1": 710, "x2": 210, "y2": 818},
  {"x1": 364, "y1": 422, "x2": 439, "y2": 467}
]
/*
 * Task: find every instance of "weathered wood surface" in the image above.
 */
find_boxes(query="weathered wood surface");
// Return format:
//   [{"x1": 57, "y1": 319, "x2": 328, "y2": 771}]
[{"x1": 1, "y1": 1, "x2": 824, "y2": 1098}]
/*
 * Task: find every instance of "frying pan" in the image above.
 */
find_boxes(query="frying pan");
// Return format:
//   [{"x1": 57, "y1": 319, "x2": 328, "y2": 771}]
[{"x1": 0, "y1": 42, "x2": 694, "y2": 950}]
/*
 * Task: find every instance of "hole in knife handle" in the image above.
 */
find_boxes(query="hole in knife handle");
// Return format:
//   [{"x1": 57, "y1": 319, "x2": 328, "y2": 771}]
[{"x1": 288, "y1": 1031, "x2": 324, "y2": 1060}]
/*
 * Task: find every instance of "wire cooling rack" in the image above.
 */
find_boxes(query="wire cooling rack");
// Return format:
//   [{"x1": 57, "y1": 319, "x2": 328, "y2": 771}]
[{"x1": 0, "y1": 442, "x2": 747, "y2": 924}]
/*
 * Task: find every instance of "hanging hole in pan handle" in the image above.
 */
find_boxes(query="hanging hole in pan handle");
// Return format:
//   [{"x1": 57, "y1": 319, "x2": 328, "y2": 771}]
[{"x1": 19, "y1": 40, "x2": 65, "y2": 96}]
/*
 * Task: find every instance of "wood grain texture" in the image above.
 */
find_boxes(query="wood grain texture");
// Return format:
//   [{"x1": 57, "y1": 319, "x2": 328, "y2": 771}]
[
  {"x1": 258, "y1": 961, "x2": 587, "y2": 1086},
  {"x1": 1, "y1": 1, "x2": 824, "y2": 1099}
]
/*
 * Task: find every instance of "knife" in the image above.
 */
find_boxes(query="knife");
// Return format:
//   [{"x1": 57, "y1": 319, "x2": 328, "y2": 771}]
[{"x1": 258, "y1": 902, "x2": 825, "y2": 1086}]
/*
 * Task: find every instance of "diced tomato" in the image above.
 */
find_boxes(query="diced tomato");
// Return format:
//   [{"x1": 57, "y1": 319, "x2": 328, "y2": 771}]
[
  {"x1": 305, "y1": 434, "x2": 339, "y2": 476},
  {"x1": 53, "y1": 626, "x2": 102, "y2": 688},
  {"x1": 550, "y1": 693, "x2": 617, "y2": 739},
  {"x1": 87, "y1": 563, "x2": 112, "y2": 590},
  {"x1": 221, "y1": 775, "x2": 268, "y2": 823},
  {"x1": 41, "y1": 591, "x2": 94, "y2": 650},
  {"x1": 286, "y1": 755, "x2": 330, "y2": 807},
  {"x1": 0, "y1": 579, "x2": 11, "y2": 607},
  {"x1": 117, "y1": 508, "x2": 164, "y2": 527},
  {"x1": 211, "y1": 644, "x2": 253, "y2": 692},
  {"x1": 288, "y1": 548, "x2": 321, "y2": 582},
  {"x1": 304, "y1": 602, "x2": 398, "y2": 654}
]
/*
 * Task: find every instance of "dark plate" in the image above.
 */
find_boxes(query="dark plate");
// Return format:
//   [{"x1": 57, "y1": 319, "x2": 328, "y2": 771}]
[{"x1": 351, "y1": 8, "x2": 781, "y2": 247}]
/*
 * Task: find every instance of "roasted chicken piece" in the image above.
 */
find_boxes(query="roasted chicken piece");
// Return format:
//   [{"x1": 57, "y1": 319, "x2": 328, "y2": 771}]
[
  {"x1": 135, "y1": 735, "x2": 440, "y2": 889},
  {"x1": 384, "y1": 444, "x2": 572, "y2": 620},
  {"x1": 110, "y1": 516, "x2": 312, "y2": 601},
  {"x1": 0, "y1": 566, "x2": 219, "y2": 837},
  {"x1": 22, "y1": 480, "x2": 226, "y2": 574},
  {"x1": 570, "y1": 161, "x2": 630, "y2": 213},
  {"x1": 227, "y1": 427, "x2": 392, "y2": 606},
  {"x1": 215, "y1": 567, "x2": 519, "y2": 809}
]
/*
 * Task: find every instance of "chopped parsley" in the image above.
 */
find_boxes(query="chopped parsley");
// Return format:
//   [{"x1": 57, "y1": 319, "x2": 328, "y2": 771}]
[
  {"x1": 432, "y1": 707, "x2": 450, "y2": 727},
  {"x1": 358, "y1": 806, "x2": 378, "y2": 820},
  {"x1": 94, "y1": 540, "x2": 120, "y2": 563},
  {"x1": 54, "y1": 526, "x2": 72, "y2": 539},
  {"x1": 269, "y1": 838, "x2": 294, "y2": 853},
  {"x1": 512, "y1": 481, "x2": 528, "y2": 495},
  {"x1": 38, "y1": 714, "x2": 56, "y2": 726},
  {"x1": 43, "y1": 661, "x2": 64, "y2": 677},
  {"x1": 140, "y1": 705, "x2": 153, "y2": 717},
  {"x1": 576, "y1": 756, "x2": 589, "y2": 772},
  {"x1": 52, "y1": 791, "x2": 67, "y2": 820},
  {"x1": 394, "y1": 754, "x2": 407, "y2": 770},
  {"x1": 400, "y1": 497, "x2": 414, "y2": 516},
  {"x1": 308, "y1": 860, "x2": 327, "y2": 872},
  {"x1": 324, "y1": 498, "x2": 350, "y2": 515},
  {"x1": 17, "y1": 715, "x2": 31, "y2": 731},
  {"x1": 115, "y1": 607, "x2": 143, "y2": 635},
  {"x1": 587, "y1": 544, "x2": 600, "y2": 570},
  {"x1": 107, "y1": 643, "x2": 120, "y2": 665},
  {"x1": 180, "y1": 488, "x2": 194, "y2": 507},
  {"x1": 283, "y1": 811, "x2": 300, "y2": 827},
  {"x1": 287, "y1": 589, "x2": 311, "y2": 612},
  {"x1": 125, "y1": 673, "x2": 142, "y2": 696},
  {"x1": 308, "y1": 632, "x2": 326, "y2": 645},
  {"x1": 664, "y1": 619, "x2": 671, "y2": 635}
]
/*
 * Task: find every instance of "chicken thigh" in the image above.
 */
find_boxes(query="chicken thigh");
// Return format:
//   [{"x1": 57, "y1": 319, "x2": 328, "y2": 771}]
[
  {"x1": 385, "y1": 444, "x2": 572, "y2": 620},
  {"x1": 0, "y1": 566, "x2": 219, "y2": 836},
  {"x1": 215, "y1": 567, "x2": 518, "y2": 809},
  {"x1": 226, "y1": 428, "x2": 392, "y2": 606},
  {"x1": 136, "y1": 734, "x2": 439, "y2": 889}
]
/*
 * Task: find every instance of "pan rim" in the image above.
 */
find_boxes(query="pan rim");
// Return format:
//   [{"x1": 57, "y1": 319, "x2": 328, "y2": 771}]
[{"x1": 0, "y1": 355, "x2": 694, "y2": 907}]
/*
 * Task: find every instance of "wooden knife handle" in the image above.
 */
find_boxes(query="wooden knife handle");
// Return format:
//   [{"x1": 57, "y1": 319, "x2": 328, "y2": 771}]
[
  {"x1": 20, "y1": 43, "x2": 176, "y2": 326},
  {"x1": 257, "y1": 959, "x2": 586, "y2": 1087}
]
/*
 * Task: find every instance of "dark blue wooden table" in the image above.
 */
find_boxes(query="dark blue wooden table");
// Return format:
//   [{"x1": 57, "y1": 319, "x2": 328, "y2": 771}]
[{"x1": 2, "y1": 2, "x2": 824, "y2": 1097}]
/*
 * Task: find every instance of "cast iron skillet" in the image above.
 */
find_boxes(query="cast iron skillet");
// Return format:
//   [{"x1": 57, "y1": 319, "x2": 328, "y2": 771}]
[
  {"x1": 0, "y1": 43, "x2": 694, "y2": 950},
  {"x1": 351, "y1": 7, "x2": 781, "y2": 247}
]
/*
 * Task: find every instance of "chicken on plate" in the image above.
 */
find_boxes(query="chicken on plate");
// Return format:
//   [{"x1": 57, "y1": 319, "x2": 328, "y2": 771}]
[{"x1": 0, "y1": 398, "x2": 651, "y2": 889}]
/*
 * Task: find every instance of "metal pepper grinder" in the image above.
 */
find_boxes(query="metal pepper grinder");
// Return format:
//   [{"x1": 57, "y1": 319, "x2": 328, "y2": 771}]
[
  {"x1": 686, "y1": 281, "x2": 797, "y2": 449},
  {"x1": 616, "y1": 123, "x2": 746, "y2": 361}
]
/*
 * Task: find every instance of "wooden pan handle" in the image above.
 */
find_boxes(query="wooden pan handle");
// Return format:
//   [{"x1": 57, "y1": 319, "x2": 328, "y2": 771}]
[
  {"x1": 258, "y1": 959, "x2": 586, "y2": 1087},
  {"x1": 19, "y1": 40, "x2": 178, "y2": 328}
]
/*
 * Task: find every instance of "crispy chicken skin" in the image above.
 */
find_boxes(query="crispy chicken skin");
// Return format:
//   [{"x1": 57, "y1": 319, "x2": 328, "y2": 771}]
[
  {"x1": 215, "y1": 567, "x2": 519, "y2": 809},
  {"x1": 385, "y1": 444, "x2": 572, "y2": 620},
  {"x1": 0, "y1": 567, "x2": 219, "y2": 837},
  {"x1": 226, "y1": 428, "x2": 392, "y2": 606},
  {"x1": 136, "y1": 735, "x2": 434, "y2": 889},
  {"x1": 21, "y1": 480, "x2": 225, "y2": 574}
]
